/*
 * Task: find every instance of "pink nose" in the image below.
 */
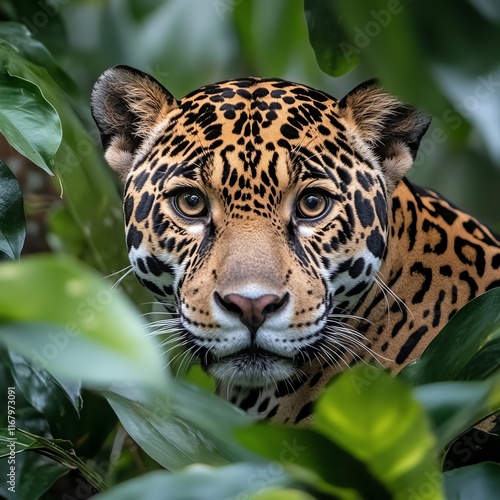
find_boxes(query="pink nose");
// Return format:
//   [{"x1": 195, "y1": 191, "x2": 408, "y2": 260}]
[{"x1": 217, "y1": 293, "x2": 289, "y2": 331}]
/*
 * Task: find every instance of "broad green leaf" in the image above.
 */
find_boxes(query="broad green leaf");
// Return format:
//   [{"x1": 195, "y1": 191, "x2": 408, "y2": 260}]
[
  {"x1": 2, "y1": 349, "x2": 82, "y2": 437},
  {"x1": 0, "y1": 71, "x2": 61, "y2": 174},
  {"x1": 237, "y1": 425, "x2": 390, "y2": 499},
  {"x1": 0, "y1": 428, "x2": 106, "y2": 492},
  {"x1": 457, "y1": 337, "x2": 500, "y2": 381},
  {"x1": 414, "y1": 377, "x2": 500, "y2": 448},
  {"x1": 93, "y1": 465, "x2": 293, "y2": 500},
  {"x1": 314, "y1": 367, "x2": 444, "y2": 500},
  {"x1": 444, "y1": 462, "x2": 500, "y2": 499},
  {"x1": 0, "y1": 255, "x2": 166, "y2": 391},
  {"x1": 104, "y1": 382, "x2": 254, "y2": 470},
  {"x1": 304, "y1": 0, "x2": 360, "y2": 76},
  {"x1": 0, "y1": 160, "x2": 25, "y2": 259},
  {"x1": 400, "y1": 288, "x2": 500, "y2": 386}
]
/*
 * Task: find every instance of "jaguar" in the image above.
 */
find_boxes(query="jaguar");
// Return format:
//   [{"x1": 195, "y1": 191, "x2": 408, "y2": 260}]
[{"x1": 91, "y1": 65, "x2": 500, "y2": 424}]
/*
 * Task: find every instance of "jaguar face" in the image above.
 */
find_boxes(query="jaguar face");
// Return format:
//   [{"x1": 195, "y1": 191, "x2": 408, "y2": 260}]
[{"x1": 91, "y1": 67, "x2": 430, "y2": 388}]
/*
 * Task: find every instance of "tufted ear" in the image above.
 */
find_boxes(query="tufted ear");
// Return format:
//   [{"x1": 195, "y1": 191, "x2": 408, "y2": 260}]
[
  {"x1": 91, "y1": 65, "x2": 179, "y2": 180},
  {"x1": 338, "y1": 80, "x2": 431, "y2": 193}
]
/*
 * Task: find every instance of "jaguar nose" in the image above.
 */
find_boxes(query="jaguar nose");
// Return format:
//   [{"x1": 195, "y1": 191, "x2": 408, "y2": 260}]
[{"x1": 215, "y1": 292, "x2": 289, "y2": 332}]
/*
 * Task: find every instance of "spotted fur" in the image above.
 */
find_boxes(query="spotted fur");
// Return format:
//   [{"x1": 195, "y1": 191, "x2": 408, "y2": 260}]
[{"x1": 92, "y1": 66, "x2": 500, "y2": 424}]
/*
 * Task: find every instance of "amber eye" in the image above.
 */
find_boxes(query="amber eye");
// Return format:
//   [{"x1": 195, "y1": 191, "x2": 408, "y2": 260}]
[
  {"x1": 174, "y1": 190, "x2": 207, "y2": 218},
  {"x1": 296, "y1": 191, "x2": 330, "y2": 220}
]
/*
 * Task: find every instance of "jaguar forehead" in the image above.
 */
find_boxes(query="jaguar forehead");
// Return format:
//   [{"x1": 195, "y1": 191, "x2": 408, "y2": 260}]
[{"x1": 136, "y1": 79, "x2": 349, "y2": 220}]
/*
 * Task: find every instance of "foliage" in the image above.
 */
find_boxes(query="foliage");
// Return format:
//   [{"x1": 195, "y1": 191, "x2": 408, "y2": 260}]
[
  {"x1": 0, "y1": 160, "x2": 25, "y2": 259},
  {"x1": 0, "y1": 1, "x2": 499, "y2": 499}
]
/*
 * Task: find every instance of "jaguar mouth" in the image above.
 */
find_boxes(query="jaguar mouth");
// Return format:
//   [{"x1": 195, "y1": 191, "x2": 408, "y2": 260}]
[{"x1": 203, "y1": 347, "x2": 297, "y2": 388}]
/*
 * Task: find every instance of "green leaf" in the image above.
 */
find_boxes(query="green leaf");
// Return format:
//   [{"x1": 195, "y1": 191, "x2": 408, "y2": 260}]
[
  {"x1": 314, "y1": 366, "x2": 444, "y2": 500},
  {"x1": 93, "y1": 465, "x2": 293, "y2": 500},
  {"x1": 0, "y1": 71, "x2": 61, "y2": 174},
  {"x1": 444, "y1": 462, "x2": 500, "y2": 499},
  {"x1": 104, "y1": 382, "x2": 254, "y2": 470},
  {"x1": 400, "y1": 288, "x2": 500, "y2": 385},
  {"x1": 0, "y1": 160, "x2": 25, "y2": 259},
  {"x1": 414, "y1": 377, "x2": 500, "y2": 448},
  {"x1": 8, "y1": 451, "x2": 69, "y2": 500},
  {"x1": 237, "y1": 425, "x2": 391, "y2": 499},
  {"x1": 2, "y1": 349, "x2": 82, "y2": 437},
  {"x1": 5, "y1": 349, "x2": 82, "y2": 413},
  {"x1": 254, "y1": 489, "x2": 317, "y2": 500},
  {"x1": 304, "y1": 0, "x2": 360, "y2": 76},
  {"x1": 0, "y1": 428, "x2": 106, "y2": 492},
  {"x1": 0, "y1": 427, "x2": 38, "y2": 457},
  {"x1": 457, "y1": 337, "x2": 500, "y2": 381},
  {"x1": 0, "y1": 255, "x2": 166, "y2": 392}
]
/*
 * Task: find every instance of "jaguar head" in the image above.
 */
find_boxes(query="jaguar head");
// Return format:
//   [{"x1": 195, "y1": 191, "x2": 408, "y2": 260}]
[{"x1": 91, "y1": 66, "x2": 430, "y2": 388}]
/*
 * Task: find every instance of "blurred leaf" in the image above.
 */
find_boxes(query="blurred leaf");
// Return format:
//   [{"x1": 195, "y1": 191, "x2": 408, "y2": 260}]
[
  {"x1": 237, "y1": 425, "x2": 390, "y2": 499},
  {"x1": 0, "y1": 159, "x2": 25, "y2": 259},
  {"x1": 104, "y1": 381, "x2": 254, "y2": 471},
  {"x1": 184, "y1": 364, "x2": 216, "y2": 391},
  {"x1": 46, "y1": 203, "x2": 86, "y2": 257},
  {"x1": 0, "y1": 428, "x2": 106, "y2": 492},
  {"x1": 314, "y1": 367, "x2": 443, "y2": 499},
  {"x1": 444, "y1": 462, "x2": 500, "y2": 499},
  {"x1": 303, "y1": 0, "x2": 500, "y2": 161},
  {"x1": 414, "y1": 378, "x2": 500, "y2": 448},
  {"x1": 0, "y1": 71, "x2": 61, "y2": 173},
  {"x1": 0, "y1": 255, "x2": 166, "y2": 392},
  {"x1": 233, "y1": 0, "x2": 321, "y2": 79},
  {"x1": 93, "y1": 465, "x2": 293, "y2": 500},
  {"x1": 304, "y1": 0, "x2": 360, "y2": 76},
  {"x1": 254, "y1": 489, "x2": 317, "y2": 500},
  {"x1": 0, "y1": 22, "x2": 151, "y2": 309},
  {"x1": 400, "y1": 288, "x2": 500, "y2": 385}
]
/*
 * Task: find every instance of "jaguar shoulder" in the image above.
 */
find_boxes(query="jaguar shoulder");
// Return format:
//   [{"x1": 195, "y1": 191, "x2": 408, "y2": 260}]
[{"x1": 91, "y1": 66, "x2": 500, "y2": 424}]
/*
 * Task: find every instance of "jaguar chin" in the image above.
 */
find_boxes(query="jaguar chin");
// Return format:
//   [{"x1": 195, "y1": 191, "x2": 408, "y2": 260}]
[{"x1": 204, "y1": 349, "x2": 298, "y2": 388}]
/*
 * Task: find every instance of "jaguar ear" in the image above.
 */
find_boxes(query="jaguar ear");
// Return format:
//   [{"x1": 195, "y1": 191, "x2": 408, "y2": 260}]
[
  {"x1": 91, "y1": 65, "x2": 179, "y2": 180},
  {"x1": 338, "y1": 80, "x2": 431, "y2": 192}
]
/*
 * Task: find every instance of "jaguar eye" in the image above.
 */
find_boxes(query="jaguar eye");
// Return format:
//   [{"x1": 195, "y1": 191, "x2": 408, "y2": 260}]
[
  {"x1": 174, "y1": 190, "x2": 207, "y2": 218},
  {"x1": 296, "y1": 191, "x2": 330, "y2": 220}
]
